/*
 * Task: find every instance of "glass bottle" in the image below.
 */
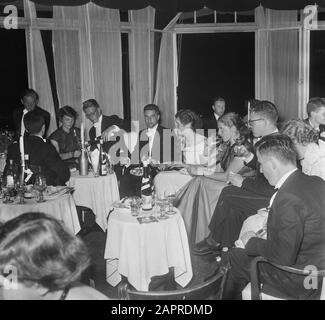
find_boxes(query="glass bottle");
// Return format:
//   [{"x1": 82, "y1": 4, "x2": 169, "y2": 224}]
[
  {"x1": 24, "y1": 154, "x2": 33, "y2": 184},
  {"x1": 3, "y1": 159, "x2": 16, "y2": 202},
  {"x1": 141, "y1": 160, "x2": 153, "y2": 211},
  {"x1": 99, "y1": 138, "x2": 107, "y2": 176},
  {"x1": 79, "y1": 146, "x2": 89, "y2": 176}
]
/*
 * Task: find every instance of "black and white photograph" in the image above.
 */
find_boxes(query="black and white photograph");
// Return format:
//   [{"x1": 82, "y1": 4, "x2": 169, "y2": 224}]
[{"x1": 0, "y1": 0, "x2": 325, "y2": 307}]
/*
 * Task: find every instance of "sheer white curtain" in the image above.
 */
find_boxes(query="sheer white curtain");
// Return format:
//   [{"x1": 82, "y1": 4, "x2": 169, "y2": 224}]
[
  {"x1": 87, "y1": 4, "x2": 123, "y2": 117},
  {"x1": 129, "y1": 7, "x2": 155, "y2": 129},
  {"x1": 154, "y1": 14, "x2": 181, "y2": 129},
  {"x1": 53, "y1": 4, "x2": 123, "y2": 137},
  {"x1": 25, "y1": 0, "x2": 57, "y2": 136},
  {"x1": 53, "y1": 7, "x2": 82, "y2": 126},
  {"x1": 255, "y1": 7, "x2": 299, "y2": 121}
]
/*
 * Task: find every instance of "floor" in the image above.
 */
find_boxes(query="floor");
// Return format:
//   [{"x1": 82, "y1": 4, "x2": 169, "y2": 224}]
[{"x1": 79, "y1": 226, "x2": 221, "y2": 299}]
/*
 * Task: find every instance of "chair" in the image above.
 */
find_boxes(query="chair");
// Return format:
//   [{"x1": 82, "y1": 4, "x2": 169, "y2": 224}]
[
  {"x1": 118, "y1": 265, "x2": 230, "y2": 300},
  {"x1": 242, "y1": 256, "x2": 325, "y2": 300}
]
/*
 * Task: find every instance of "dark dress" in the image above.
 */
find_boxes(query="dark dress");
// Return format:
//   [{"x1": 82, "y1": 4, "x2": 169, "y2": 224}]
[{"x1": 49, "y1": 127, "x2": 81, "y2": 169}]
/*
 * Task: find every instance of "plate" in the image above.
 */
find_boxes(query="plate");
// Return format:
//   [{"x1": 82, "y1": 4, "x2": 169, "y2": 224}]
[{"x1": 130, "y1": 167, "x2": 143, "y2": 176}]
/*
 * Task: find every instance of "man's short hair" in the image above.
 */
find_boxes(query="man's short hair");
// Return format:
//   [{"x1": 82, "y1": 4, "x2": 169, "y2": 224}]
[
  {"x1": 21, "y1": 88, "x2": 39, "y2": 102},
  {"x1": 251, "y1": 100, "x2": 278, "y2": 125},
  {"x1": 143, "y1": 104, "x2": 160, "y2": 116},
  {"x1": 82, "y1": 99, "x2": 100, "y2": 111},
  {"x1": 255, "y1": 133, "x2": 296, "y2": 165},
  {"x1": 213, "y1": 97, "x2": 225, "y2": 104},
  {"x1": 306, "y1": 97, "x2": 325, "y2": 117},
  {"x1": 23, "y1": 110, "x2": 45, "y2": 134}
]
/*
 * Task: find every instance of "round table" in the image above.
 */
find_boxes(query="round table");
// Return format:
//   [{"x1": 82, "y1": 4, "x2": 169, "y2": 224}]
[
  {"x1": 154, "y1": 170, "x2": 193, "y2": 198},
  {"x1": 68, "y1": 171, "x2": 120, "y2": 231},
  {"x1": 0, "y1": 193, "x2": 80, "y2": 234},
  {"x1": 105, "y1": 207, "x2": 193, "y2": 291}
]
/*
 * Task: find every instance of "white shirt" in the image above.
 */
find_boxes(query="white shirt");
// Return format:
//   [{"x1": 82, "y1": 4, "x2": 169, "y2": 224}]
[
  {"x1": 268, "y1": 168, "x2": 297, "y2": 208},
  {"x1": 214, "y1": 113, "x2": 220, "y2": 122},
  {"x1": 93, "y1": 114, "x2": 103, "y2": 138},
  {"x1": 20, "y1": 108, "x2": 29, "y2": 136},
  {"x1": 146, "y1": 124, "x2": 158, "y2": 156},
  {"x1": 308, "y1": 119, "x2": 320, "y2": 132}
]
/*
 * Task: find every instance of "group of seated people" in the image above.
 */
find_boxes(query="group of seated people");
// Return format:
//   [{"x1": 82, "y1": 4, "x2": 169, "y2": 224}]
[{"x1": 1, "y1": 88, "x2": 325, "y2": 300}]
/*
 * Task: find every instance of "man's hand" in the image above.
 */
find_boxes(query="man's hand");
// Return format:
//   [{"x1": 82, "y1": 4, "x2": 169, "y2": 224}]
[
  {"x1": 257, "y1": 207, "x2": 269, "y2": 216},
  {"x1": 150, "y1": 158, "x2": 160, "y2": 166},
  {"x1": 101, "y1": 125, "x2": 120, "y2": 142},
  {"x1": 120, "y1": 156, "x2": 131, "y2": 167},
  {"x1": 227, "y1": 172, "x2": 244, "y2": 187},
  {"x1": 240, "y1": 231, "x2": 256, "y2": 247},
  {"x1": 187, "y1": 165, "x2": 204, "y2": 176}
]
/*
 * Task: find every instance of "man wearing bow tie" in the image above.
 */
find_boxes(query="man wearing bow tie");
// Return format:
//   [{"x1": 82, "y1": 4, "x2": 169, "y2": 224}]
[
  {"x1": 13, "y1": 89, "x2": 51, "y2": 141},
  {"x1": 136, "y1": 104, "x2": 172, "y2": 164},
  {"x1": 119, "y1": 104, "x2": 173, "y2": 197},
  {"x1": 83, "y1": 99, "x2": 130, "y2": 160},
  {"x1": 5, "y1": 110, "x2": 70, "y2": 186},
  {"x1": 220, "y1": 134, "x2": 325, "y2": 299}
]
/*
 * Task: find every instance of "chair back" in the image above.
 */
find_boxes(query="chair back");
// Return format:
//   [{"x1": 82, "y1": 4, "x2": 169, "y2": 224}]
[{"x1": 118, "y1": 266, "x2": 229, "y2": 300}]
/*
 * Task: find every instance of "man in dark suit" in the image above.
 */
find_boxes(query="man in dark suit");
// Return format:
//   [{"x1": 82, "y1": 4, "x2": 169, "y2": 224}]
[
  {"x1": 5, "y1": 110, "x2": 70, "y2": 186},
  {"x1": 82, "y1": 99, "x2": 130, "y2": 162},
  {"x1": 193, "y1": 101, "x2": 278, "y2": 254},
  {"x1": 220, "y1": 134, "x2": 325, "y2": 299},
  {"x1": 119, "y1": 104, "x2": 174, "y2": 197},
  {"x1": 202, "y1": 97, "x2": 226, "y2": 131},
  {"x1": 13, "y1": 88, "x2": 51, "y2": 140},
  {"x1": 304, "y1": 97, "x2": 325, "y2": 140},
  {"x1": 132, "y1": 104, "x2": 173, "y2": 165}
]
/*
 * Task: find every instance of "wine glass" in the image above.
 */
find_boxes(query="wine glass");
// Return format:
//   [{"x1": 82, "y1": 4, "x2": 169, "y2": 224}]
[
  {"x1": 34, "y1": 172, "x2": 47, "y2": 203},
  {"x1": 164, "y1": 191, "x2": 176, "y2": 215},
  {"x1": 2, "y1": 185, "x2": 13, "y2": 204},
  {"x1": 15, "y1": 180, "x2": 26, "y2": 204}
]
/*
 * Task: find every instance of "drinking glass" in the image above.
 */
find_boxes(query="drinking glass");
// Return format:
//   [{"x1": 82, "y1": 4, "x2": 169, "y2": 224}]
[
  {"x1": 15, "y1": 180, "x2": 26, "y2": 204},
  {"x1": 155, "y1": 195, "x2": 169, "y2": 220},
  {"x1": 2, "y1": 185, "x2": 13, "y2": 204},
  {"x1": 34, "y1": 173, "x2": 47, "y2": 203},
  {"x1": 164, "y1": 191, "x2": 176, "y2": 215},
  {"x1": 130, "y1": 196, "x2": 141, "y2": 216}
]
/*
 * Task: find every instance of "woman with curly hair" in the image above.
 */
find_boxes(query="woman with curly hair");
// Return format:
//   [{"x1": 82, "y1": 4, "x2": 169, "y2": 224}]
[
  {"x1": 174, "y1": 108, "x2": 206, "y2": 165},
  {"x1": 0, "y1": 212, "x2": 108, "y2": 300},
  {"x1": 174, "y1": 112, "x2": 254, "y2": 245},
  {"x1": 49, "y1": 106, "x2": 81, "y2": 170},
  {"x1": 282, "y1": 119, "x2": 325, "y2": 180}
]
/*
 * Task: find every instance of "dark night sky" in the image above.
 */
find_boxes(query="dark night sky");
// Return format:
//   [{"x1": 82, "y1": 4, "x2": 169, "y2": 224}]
[
  {"x1": 177, "y1": 32, "x2": 255, "y2": 117},
  {"x1": 0, "y1": 26, "x2": 325, "y2": 130}
]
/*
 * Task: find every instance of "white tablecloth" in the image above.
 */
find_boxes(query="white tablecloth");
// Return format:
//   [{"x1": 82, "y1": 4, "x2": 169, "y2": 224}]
[
  {"x1": 154, "y1": 171, "x2": 193, "y2": 198},
  {"x1": 68, "y1": 171, "x2": 120, "y2": 231},
  {"x1": 0, "y1": 194, "x2": 80, "y2": 234},
  {"x1": 105, "y1": 208, "x2": 193, "y2": 291}
]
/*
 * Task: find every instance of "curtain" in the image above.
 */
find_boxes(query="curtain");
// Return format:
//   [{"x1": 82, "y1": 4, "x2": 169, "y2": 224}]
[
  {"x1": 53, "y1": 3, "x2": 123, "y2": 137},
  {"x1": 25, "y1": 0, "x2": 57, "y2": 137},
  {"x1": 129, "y1": 6, "x2": 155, "y2": 129},
  {"x1": 87, "y1": 3, "x2": 123, "y2": 118},
  {"x1": 153, "y1": 13, "x2": 181, "y2": 129},
  {"x1": 53, "y1": 6, "x2": 82, "y2": 126},
  {"x1": 255, "y1": 6, "x2": 299, "y2": 122}
]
